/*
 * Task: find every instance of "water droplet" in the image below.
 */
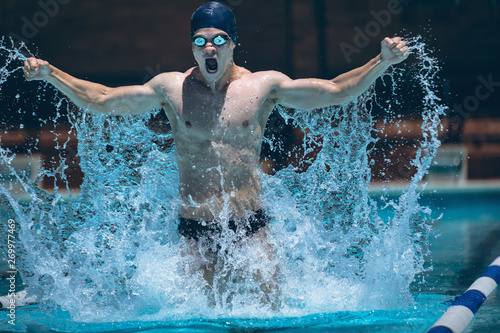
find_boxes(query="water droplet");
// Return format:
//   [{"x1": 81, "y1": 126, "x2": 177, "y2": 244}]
[{"x1": 0, "y1": 35, "x2": 446, "y2": 320}]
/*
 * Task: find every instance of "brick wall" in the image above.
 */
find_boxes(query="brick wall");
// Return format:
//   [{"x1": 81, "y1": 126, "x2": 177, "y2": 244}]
[
  {"x1": 2, "y1": 0, "x2": 499, "y2": 80},
  {"x1": 2, "y1": 0, "x2": 500, "y2": 183}
]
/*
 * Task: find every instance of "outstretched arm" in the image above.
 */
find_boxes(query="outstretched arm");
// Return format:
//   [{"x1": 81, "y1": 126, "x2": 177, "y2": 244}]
[
  {"x1": 23, "y1": 58, "x2": 164, "y2": 115},
  {"x1": 274, "y1": 37, "x2": 409, "y2": 109}
]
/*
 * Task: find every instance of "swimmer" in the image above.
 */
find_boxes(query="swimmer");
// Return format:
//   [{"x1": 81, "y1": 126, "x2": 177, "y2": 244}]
[{"x1": 23, "y1": 1, "x2": 409, "y2": 306}]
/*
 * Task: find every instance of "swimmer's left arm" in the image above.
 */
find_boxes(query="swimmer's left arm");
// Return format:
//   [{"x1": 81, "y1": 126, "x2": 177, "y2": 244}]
[{"x1": 275, "y1": 37, "x2": 408, "y2": 109}]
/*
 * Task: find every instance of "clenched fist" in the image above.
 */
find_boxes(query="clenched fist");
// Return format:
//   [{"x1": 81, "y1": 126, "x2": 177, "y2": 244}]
[
  {"x1": 380, "y1": 37, "x2": 409, "y2": 65},
  {"x1": 23, "y1": 57, "x2": 52, "y2": 81}
]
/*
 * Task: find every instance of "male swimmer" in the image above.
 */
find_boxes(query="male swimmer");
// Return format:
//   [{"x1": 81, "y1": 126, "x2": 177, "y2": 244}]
[{"x1": 23, "y1": 2, "x2": 409, "y2": 303}]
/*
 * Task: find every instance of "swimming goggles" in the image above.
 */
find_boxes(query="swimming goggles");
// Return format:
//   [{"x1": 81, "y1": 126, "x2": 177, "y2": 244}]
[{"x1": 192, "y1": 34, "x2": 230, "y2": 47}]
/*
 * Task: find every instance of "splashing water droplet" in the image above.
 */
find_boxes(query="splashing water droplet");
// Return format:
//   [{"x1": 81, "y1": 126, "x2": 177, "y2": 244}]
[{"x1": 0, "y1": 35, "x2": 445, "y2": 322}]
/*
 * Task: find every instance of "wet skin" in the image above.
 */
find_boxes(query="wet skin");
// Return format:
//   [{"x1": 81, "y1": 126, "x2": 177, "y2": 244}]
[
  {"x1": 23, "y1": 29, "x2": 408, "y2": 222},
  {"x1": 23, "y1": 27, "x2": 409, "y2": 304}
]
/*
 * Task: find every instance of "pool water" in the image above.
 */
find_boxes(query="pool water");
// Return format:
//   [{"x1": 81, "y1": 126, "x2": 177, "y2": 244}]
[
  {"x1": 417, "y1": 189, "x2": 500, "y2": 333},
  {"x1": 1, "y1": 34, "x2": 497, "y2": 333},
  {"x1": 0, "y1": 189, "x2": 498, "y2": 333}
]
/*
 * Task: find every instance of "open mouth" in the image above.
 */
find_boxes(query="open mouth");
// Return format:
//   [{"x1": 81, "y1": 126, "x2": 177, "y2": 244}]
[{"x1": 205, "y1": 58, "x2": 218, "y2": 74}]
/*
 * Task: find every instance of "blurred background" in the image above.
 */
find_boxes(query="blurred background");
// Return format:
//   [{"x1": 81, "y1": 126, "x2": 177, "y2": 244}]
[
  {"x1": 0, "y1": 3, "x2": 500, "y2": 328},
  {"x1": 0, "y1": 0, "x2": 499, "y2": 188}
]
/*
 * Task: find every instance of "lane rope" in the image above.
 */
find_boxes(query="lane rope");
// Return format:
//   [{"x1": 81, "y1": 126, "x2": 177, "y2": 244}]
[{"x1": 428, "y1": 255, "x2": 500, "y2": 333}]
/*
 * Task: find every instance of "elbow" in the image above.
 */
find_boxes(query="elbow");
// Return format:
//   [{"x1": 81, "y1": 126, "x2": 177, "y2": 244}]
[
  {"x1": 86, "y1": 88, "x2": 114, "y2": 114},
  {"x1": 329, "y1": 83, "x2": 358, "y2": 105},
  {"x1": 94, "y1": 88, "x2": 111, "y2": 107},
  {"x1": 322, "y1": 83, "x2": 352, "y2": 106}
]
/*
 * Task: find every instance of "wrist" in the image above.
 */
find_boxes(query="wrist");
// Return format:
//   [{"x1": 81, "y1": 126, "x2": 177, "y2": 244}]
[
  {"x1": 377, "y1": 53, "x2": 391, "y2": 67},
  {"x1": 46, "y1": 65, "x2": 58, "y2": 81}
]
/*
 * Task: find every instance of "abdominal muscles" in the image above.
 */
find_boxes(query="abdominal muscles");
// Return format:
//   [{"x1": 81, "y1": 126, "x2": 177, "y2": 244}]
[{"x1": 176, "y1": 138, "x2": 262, "y2": 221}]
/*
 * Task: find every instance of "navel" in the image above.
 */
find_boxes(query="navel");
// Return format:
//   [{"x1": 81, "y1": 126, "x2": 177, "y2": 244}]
[
  {"x1": 185, "y1": 121, "x2": 192, "y2": 128},
  {"x1": 242, "y1": 120, "x2": 249, "y2": 128}
]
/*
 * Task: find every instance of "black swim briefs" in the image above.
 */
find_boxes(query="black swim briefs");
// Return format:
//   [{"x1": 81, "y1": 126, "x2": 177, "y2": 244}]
[{"x1": 178, "y1": 209, "x2": 270, "y2": 241}]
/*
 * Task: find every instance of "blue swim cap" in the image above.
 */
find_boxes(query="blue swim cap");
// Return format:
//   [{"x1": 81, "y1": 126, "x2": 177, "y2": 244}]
[{"x1": 190, "y1": 1, "x2": 238, "y2": 41}]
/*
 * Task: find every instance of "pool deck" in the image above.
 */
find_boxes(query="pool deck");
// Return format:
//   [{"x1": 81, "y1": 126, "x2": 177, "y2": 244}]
[
  {"x1": 370, "y1": 179, "x2": 500, "y2": 195},
  {"x1": 3, "y1": 179, "x2": 500, "y2": 203}
]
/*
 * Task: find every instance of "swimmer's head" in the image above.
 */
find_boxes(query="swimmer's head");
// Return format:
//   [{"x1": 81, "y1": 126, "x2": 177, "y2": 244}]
[{"x1": 190, "y1": 2, "x2": 238, "y2": 42}]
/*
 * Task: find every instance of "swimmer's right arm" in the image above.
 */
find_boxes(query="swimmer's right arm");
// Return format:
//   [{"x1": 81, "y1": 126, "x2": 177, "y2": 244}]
[{"x1": 23, "y1": 58, "x2": 162, "y2": 115}]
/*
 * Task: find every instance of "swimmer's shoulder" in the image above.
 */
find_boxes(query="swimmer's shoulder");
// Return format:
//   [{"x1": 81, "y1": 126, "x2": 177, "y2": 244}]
[
  {"x1": 245, "y1": 69, "x2": 291, "y2": 84},
  {"x1": 148, "y1": 71, "x2": 188, "y2": 86},
  {"x1": 144, "y1": 71, "x2": 189, "y2": 99},
  {"x1": 243, "y1": 70, "x2": 292, "y2": 97}
]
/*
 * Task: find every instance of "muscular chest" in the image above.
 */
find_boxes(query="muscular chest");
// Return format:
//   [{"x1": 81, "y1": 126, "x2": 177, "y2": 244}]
[{"x1": 174, "y1": 82, "x2": 264, "y2": 142}]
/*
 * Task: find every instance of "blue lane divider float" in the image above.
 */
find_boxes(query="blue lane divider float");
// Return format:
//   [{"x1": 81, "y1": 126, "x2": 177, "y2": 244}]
[{"x1": 428, "y1": 255, "x2": 500, "y2": 333}]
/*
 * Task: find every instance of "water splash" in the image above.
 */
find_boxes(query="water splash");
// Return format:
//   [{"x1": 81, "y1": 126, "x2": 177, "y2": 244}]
[
  {"x1": 0, "y1": 35, "x2": 445, "y2": 323},
  {"x1": 0, "y1": 37, "x2": 30, "y2": 87}
]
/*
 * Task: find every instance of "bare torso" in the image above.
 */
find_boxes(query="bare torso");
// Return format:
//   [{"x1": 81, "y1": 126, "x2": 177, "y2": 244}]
[{"x1": 157, "y1": 66, "x2": 279, "y2": 221}]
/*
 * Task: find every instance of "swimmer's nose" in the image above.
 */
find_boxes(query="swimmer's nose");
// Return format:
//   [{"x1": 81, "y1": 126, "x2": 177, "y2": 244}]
[
  {"x1": 204, "y1": 43, "x2": 216, "y2": 51},
  {"x1": 203, "y1": 45, "x2": 217, "y2": 56}
]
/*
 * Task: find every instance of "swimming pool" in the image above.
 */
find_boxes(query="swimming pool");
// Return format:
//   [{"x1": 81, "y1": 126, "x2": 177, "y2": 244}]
[
  {"x1": 1, "y1": 32, "x2": 497, "y2": 332},
  {"x1": 417, "y1": 187, "x2": 500, "y2": 333},
  {"x1": 1, "y1": 187, "x2": 498, "y2": 333}
]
